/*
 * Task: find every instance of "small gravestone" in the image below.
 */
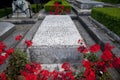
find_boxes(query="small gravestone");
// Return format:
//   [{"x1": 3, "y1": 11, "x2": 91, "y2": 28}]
[
  {"x1": 29, "y1": 15, "x2": 85, "y2": 64},
  {"x1": 12, "y1": 0, "x2": 32, "y2": 17},
  {"x1": 0, "y1": 22, "x2": 15, "y2": 41}
]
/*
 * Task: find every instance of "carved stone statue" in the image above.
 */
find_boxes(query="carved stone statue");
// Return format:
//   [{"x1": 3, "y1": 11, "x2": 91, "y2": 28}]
[{"x1": 12, "y1": 0, "x2": 32, "y2": 17}]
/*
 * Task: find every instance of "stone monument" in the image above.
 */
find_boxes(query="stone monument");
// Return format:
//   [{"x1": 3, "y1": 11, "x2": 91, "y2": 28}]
[{"x1": 12, "y1": 0, "x2": 32, "y2": 17}]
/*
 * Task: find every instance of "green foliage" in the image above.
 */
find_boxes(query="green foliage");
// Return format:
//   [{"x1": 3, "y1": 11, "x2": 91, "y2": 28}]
[
  {"x1": 91, "y1": 8, "x2": 120, "y2": 36},
  {"x1": 100, "y1": 72, "x2": 112, "y2": 80},
  {"x1": 31, "y1": 4, "x2": 42, "y2": 13},
  {"x1": 96, "y1": 0, "x2": 120, "y2": 4},
  {"x1": 84, "y1": 53, "x2": 99, "y2": 62},
  {"x1": 6, "y1": 49, "x2": 28, "y2": 80},
  {"x1": 44, "y1": 0, "x2": 71, "y2": 12},
  {"x1": 0, "y1": 8, "x2": 12, "y2": 18}
]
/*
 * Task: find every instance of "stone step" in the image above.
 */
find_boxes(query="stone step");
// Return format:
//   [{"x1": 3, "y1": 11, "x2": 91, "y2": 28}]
[{"x1": 41, "y1": 63, "x2": 83, "y2": 72}]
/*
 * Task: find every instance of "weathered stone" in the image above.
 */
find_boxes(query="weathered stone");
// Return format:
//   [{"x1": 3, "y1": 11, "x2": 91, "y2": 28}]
[
  {"x1": 29, "y1": 15, "x2": 84, "y2": 64},
  {"x1": 76, "y1": 0, "x2": 104, "y2": 9},
  {"x1": 0, "y1": 22, "x2": 15, "y2": 41},
  {"x1": 12, "y1": 0, "x2": 32, "y2": 17}
]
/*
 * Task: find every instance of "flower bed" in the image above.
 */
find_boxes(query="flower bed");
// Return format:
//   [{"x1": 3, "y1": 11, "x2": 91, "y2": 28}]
[
  {"x1": 44, "y1": 0, "x2": 71, "y2": 14},
  {"x1": 0, "y1": 35, "x2": 120, "y2": 80}
]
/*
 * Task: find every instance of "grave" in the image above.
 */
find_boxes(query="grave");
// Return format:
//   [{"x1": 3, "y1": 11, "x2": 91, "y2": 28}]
[
  {"x1": 12, "y1": 0, "x2": 32, "y2": 17},
  {"x1": 29, "y1": 15, "x2": 85, "y2": 66},
  {"x1": 0, "y1": 22, "x2": 15, "y2": 41},
  {"x1": 76, "y1": 0, "x2": 104, "y2": 9}
]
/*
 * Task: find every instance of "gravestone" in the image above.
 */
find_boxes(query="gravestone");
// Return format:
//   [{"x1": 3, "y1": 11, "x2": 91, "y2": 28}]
[
  {"x1": 29, "y1": 15, "x2": 85, "y2": 65},
  {"x1": 76, "y1": 0, "x2": 104, "y2": 9},
  {"x1": 0, "y1": 22, "x2": 15, "y2": 42},
  {"x1": 12, "y1": 0, "x2": 31, "y2": 17}
]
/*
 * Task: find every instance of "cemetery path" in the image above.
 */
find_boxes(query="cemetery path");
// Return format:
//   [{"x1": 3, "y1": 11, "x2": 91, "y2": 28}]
[{"x1": 3, "y1": 24, "x2": 33, "y2": 48}]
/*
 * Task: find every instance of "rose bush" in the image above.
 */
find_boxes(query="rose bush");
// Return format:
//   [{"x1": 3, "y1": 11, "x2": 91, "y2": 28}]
[{"x1": 0, "y1": 35, "x2": 120, "y2": 80}]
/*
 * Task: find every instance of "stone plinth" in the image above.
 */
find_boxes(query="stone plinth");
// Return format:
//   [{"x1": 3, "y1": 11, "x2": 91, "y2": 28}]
[
  {"x1": 29, "y1": 15, "x2": 84, "y2": 64},
  {"x1": 0, "y1": 22, "x2": 15, "y2": 41}
]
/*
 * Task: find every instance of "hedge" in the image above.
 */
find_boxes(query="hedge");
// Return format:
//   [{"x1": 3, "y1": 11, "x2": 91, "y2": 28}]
[
  {"x1": 0, "y1": 8, "x2": 12, "y2": 18},
  {"x1": 0, "y1": 4, "x2": 41, "y2": 18},
  {"x1": 96, "y1": 0, "x2": 120, "y2": 4},
  {"x1": 44, "y1": 0, "x2": 71, "y2": 12},
  {"x1": 91, "y1": 8, "x2": 120, "y2": 36},
  {"x1": 31, "y1": 4, "x2": 42, "y2": 13}
]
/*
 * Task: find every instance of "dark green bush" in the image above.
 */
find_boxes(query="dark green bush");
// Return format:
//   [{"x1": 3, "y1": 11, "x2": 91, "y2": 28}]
[
  {"x1": 31, "y1": 4, "x2": 42, "y2": 13},
  {"x1": 96, "y1": 0, "x2": 120, "y2": 4},
  {"x1": 44, "y1": 0, "x2": 71, "y2": 12},
  {"x1": 0, "y1": 8, "x2": 12, "y2": 18},
  {"x1": 91, "y1": 8, "x2": 120, "y2": 36}
]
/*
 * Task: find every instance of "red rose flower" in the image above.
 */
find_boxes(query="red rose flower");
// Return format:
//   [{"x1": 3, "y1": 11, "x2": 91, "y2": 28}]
[
  {"x1": 0, "y1": 55, "x2": 7, "y2": 64},
  {"x1": 6, "y1": 48, "x2": 14, "y2": 55},
  {"x1": 62, "y1": 62, "x2": 71, "y2": 71},
  {"x1": 25, "y1": 40, "x2": 32, "y2": 47},
  {"x1": 54, "y1": 2, "x2": 59, "y2": 6},
  {"x1": 0, "y1": 72, "x2": 7, "y2": 80},
  {"x1": 15, "y1": 34, "x2": 22, "y2": 41},
  {"x1": 89, "y1": 44, "x2": 100, "y2": 53},
  {"x1": 77, "y1": 46, "x2": 89, "y2": 53},
  {"x1": 25, "y1": 64, "x2": 32, "y2": 71},
  {"x1": 104, "y1": 43, "x2": 114, "y2": 51},
  {"x1": 96, "y1": 61, "x2": 107, "y2": 72},
  {"x1": 112, "y1": 57, "x2": 120, "y2": 68},
  {"x1": 84, "y1": 68, "x2": 95, "y2": 80},
  {"x1": 61, "y1": 6, "x2": 64, "y2": 9},
  {"x1": 82, "y1": 59, "x2": 91, "y2": 68},
  {"x1": 101, "y1": 50, "x2": 113, "y2": 61},
  {"x1": 0, "y1": 41, "x2": 6, "y2": 51}
]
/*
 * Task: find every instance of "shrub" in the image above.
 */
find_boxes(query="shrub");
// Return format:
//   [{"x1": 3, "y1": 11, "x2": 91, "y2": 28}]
[
  {"x1": 91, "y1": 8, "x2": 120, "y2": 36},
  {"x1": 6, "y1": 49, "x2": 28, "y2": 80},
  {"x1": 31, "y1": 4, "x2": 42, "y2": 13},
  {"x1": 0, "y1": 8, "x2": 12, "y2": 18},
  {"x1": 96, "y1": 0, "x2": 120, "y2": 4},
  {"x1": 44, "y1": 0, "x2": 71, "y2": 12}
]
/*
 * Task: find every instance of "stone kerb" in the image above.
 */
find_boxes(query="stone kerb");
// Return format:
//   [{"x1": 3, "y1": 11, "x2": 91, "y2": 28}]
[{"x1": 29, "y1": 15, "x2": 84, "y2": 64}]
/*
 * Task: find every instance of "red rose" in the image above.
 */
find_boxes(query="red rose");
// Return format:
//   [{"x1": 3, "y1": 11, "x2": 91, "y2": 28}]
[
  {"x1": 0, "y1": 41, "x2": 6, "y2": 51},
  {"x1": 101, "y1": 50, "x2": 113, "y2": 61},
  {"x1": 84, "y1": 68, "x2": 95, "y2": 80},
  {"x1": 6, "y1": 48, "x2": 14, "y2": 55},
  {"x1": 62, "y1": 62, "x2": 71, "y2": 71},
  {"x1": 82, "y1": 59, "x2": 91, "y2": 68},
  {"x1": 25, "y1": 64, "x2": 31, "y2": 71},
  {"x1": 96, "y1": 61, "x2": 107, "y2": 72},
  {"x1": 104, "y1": 43, "x2": 114, "y2": 51},
  {"x1": 89, "y1": 44, "x2": 100, "y2": 53},
  {"x1": 25, "y1": 40, "x2": 32, "y2": 47},
  {"x1": 112, "y1": 57, "x2": 120, "y2": 68},
  {"x1": 0, "y1": 72, "x2": 7, "y2": 80},
  {"x1": 77, "y1": 46, "x2": 89, "y2": 53},
  {"x1": 15, "y1": 34, "x2": 22, "y2": 41}
]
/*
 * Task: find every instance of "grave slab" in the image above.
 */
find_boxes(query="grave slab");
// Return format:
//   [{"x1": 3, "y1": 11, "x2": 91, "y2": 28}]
[
  {"x1": 76, "y1": 0, "x2": 104, "y2": 9},
  {"x1": 29, "y1": 15, "x2": 85, "y2": 64},
  {"x1": 0, "y1": 22, "x2": 15, "y2": 41}
]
